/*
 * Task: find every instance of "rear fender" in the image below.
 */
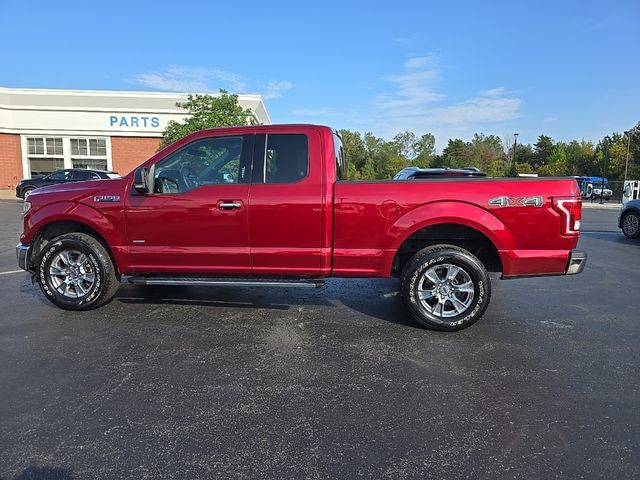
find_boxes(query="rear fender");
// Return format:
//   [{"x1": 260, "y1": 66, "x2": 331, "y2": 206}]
[{"x1": 385, "y1": 201, "x2": 515, "y2": 270}]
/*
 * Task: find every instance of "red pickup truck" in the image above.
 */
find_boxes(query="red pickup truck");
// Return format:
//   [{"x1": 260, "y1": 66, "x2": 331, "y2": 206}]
[{"x1": 16, "y1": 124, "x2": 586, "y2": 331}]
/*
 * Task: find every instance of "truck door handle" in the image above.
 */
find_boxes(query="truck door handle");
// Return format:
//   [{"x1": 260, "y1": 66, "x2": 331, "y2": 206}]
[{"x1": 218, "y1": 201, "x2": 242, "y2": 210}]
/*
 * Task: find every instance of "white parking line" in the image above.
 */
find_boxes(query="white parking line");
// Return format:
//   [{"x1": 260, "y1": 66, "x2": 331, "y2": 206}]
[{"x1": 0, "y1": 270, "x2": 25, "y2": 275}]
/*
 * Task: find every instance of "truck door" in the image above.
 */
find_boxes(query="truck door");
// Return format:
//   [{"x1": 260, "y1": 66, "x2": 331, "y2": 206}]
[
  {"x1": 248, "y1": 130, "x2": 326, "y2": 275},
  {"x1": 125, "y1": 134, "x2": 254, "y2": 273}
]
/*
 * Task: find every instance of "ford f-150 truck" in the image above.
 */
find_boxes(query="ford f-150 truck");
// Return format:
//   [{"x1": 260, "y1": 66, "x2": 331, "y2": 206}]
[{"x1": 16, "y1": 124, "x2": 586, "y2": 331}]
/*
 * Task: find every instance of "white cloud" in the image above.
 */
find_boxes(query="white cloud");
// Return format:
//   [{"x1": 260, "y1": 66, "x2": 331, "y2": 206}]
[
  {"x1": 262, "y1": 80, "x2": 296, "y2": 99},
  {"x1": 373, "y1": 56, "x2": 444, "y2": 115},
  {"x1": 131, "y1": 65, "x2": 247, "y2": 93},
  {"x1": 431, "y1": 91, "x2": 522, "y2": 126},
  {"x1": 130, "y1": 66, "x2": 295, "y2": 100},
  {"x1": 480, "y1": 87, "x2": 507, "y2": 97},
  {"x1": 368, "y1": 57, "x2": 522, "y2": 143},
  {"x1": 404, "y1": 56, "x2": 432, "y2": 69}
]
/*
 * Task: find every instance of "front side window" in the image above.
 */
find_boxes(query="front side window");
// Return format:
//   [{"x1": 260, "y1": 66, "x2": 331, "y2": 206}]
[{"x1": 153, "y1": 136, "x2": 244, "y2": 194}]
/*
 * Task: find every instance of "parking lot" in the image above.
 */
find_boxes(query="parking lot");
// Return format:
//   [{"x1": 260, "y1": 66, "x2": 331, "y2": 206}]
[{"x1": 0, "y1": 200, "x2": 638, "y2": 479}]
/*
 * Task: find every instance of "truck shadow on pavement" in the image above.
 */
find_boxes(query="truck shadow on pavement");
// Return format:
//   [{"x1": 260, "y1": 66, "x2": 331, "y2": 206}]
[
  {"x1": 113, "y1": 278, "x2": 420, "y2": 328},
  {"x1": 0, "y1": 466, "x2": 74, "y2": 480}
]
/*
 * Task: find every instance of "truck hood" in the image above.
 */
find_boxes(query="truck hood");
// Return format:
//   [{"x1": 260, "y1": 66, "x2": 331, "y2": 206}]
[{"x1": 27, "y1": 178, "x2": 128, "y2": 205}]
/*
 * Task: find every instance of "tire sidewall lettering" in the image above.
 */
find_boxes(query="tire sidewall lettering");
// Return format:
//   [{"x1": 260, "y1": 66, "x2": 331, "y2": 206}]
[
  {"x1": 38, "y1": 241, "x2": 103, "y2": 306},
  {"x1": 408, "y1": 254, "x2": 484, "y2": 327}
]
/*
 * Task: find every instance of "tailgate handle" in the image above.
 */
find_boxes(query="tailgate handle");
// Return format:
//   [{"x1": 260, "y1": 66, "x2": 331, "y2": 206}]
[{"x1": 218, "y1": 201, "x2": 242, "y2": 210}]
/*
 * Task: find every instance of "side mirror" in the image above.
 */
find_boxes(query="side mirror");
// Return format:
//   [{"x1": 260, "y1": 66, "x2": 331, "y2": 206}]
[{"x1": 133, "y1": 167, "x2": 152, "y2": 194}]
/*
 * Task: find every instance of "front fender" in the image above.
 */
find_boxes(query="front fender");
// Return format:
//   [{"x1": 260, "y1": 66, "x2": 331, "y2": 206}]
[
  {"x1": 23, "y1": 201, "x2": 125, "y2": 247},
  {"x1": 387, "y1": 200, "x2": 515, "y2": 252}
]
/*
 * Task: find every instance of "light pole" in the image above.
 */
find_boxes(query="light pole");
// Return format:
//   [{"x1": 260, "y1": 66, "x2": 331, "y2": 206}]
[
  {"x1": 512, "y1": 133, "x2": 519, "y2": 176},
  {"x1": 600, "y1": 136, "x2": 611, "y2": 205},
  {"x1": 624, "y1": 127, "x2": 637, "y2": 183}
]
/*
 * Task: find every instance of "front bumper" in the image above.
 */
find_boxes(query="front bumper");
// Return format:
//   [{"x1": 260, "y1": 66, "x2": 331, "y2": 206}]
[
  {"x1": 566, "y1": 250, "x2": 587, "y2": 275},
  {"x1": 16, "y1": 243, "x2": 30, "y2": 271}
]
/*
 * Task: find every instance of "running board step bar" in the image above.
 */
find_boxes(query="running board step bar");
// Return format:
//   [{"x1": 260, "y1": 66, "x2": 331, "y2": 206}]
[{"x1": 126, "y1": 276, "x2": 325, "y2": 288}]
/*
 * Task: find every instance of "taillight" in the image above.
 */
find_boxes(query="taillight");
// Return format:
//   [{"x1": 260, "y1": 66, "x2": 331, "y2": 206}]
[{"x1": 552, "y1": 197, "x2": 582, "y2": 235}]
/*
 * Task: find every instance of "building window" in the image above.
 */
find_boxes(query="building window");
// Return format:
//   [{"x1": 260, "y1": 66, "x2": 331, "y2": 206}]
[
  {"x1": 24, "y1": 136, "x2": 110, "y2": 177},
  {"x1": 26, "y1": 137, "x2": 65, "y2": 176},
  {"x1": 70, "y1": 138, "x2": 108, "y2": 171}
]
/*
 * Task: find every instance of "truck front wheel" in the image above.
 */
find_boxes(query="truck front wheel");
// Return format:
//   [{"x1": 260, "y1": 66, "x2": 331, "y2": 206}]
[
  {"x1": 36, "y1": 232, "x2": 120, "y2": 311},
  {"x1": 401, "y1": 245, "x2": 491, "y2": 331}
]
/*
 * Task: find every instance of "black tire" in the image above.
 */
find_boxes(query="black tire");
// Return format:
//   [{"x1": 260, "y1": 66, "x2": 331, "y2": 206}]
[
  {"x1": 36, "y1": 232, "x2": 120, "y2": 310},
  {"x1": 401, "y1": 245, "x2": 491, "y2": 331},
  {"x1": 22, "y1": 187, "x2": 35, "y2": 199},
  {"x1": 621, "y1": 211, "x2": 640, "y2": 239}
]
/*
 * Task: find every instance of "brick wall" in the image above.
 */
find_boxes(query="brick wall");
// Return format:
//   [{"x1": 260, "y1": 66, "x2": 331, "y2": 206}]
[
  {"x1": 0, "y1": 133, "x2": 23, "y2": 189},
  {"x1": 111, "y1": 136, "x2": 162, "y2": 176}
]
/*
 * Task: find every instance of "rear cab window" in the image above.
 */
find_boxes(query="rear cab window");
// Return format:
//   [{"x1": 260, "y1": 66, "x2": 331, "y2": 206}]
[
  {"x1": 252, "y1": 134, "x2": 309, "y2": 184},
  {"x1": 333, "y1": 132, "x2": 347, "y2": 181}
]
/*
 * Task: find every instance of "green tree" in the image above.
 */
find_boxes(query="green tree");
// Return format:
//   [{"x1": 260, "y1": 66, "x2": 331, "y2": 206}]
[
  {"x1": 627, "y1": 123, "x2": 640, "y2": 180},
  {"x1": 533, "y1": 135, "x2": 554, "y2": 169},
  {"x1": 513, "y1": 143, "x2": 534, "y2": 167},
  {"x1": 565, "y1": 140, "x2": 596, "y2": 176},
  {"x1": 465, "y1": 133, "x2": 505, "y2": 175},
  {"x1": 539, "y1": 143, "x2": 569, "y2": 176},
  {"x1": 441, "y1": 139, "x2": 466, "y2": 168},
  {"x1": 414, "y1": 133, "x2": 436, "y2": 167},
  {"x1": 160, "y1": 90, "x2": 257, "y2": 146},
  {"x1": 339, "y1": 129, "x2": 369, "y2": 172},
  {"x1": 382, "y1": 155, "x2": 409, "y2": 179},
  {"x1": 391, "y1": 131, "x2": 418, "y2": 159}
]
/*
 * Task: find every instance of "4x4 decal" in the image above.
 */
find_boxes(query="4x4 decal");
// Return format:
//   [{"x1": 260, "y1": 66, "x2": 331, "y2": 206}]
[{"x1": 488, "y1": 196, "x2": 543, "y2": 207}]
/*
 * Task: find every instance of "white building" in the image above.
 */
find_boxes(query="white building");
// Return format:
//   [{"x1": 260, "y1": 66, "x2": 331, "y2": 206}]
[{"x1": 0, "y1": 86, "x2": 270, "y2": 188}]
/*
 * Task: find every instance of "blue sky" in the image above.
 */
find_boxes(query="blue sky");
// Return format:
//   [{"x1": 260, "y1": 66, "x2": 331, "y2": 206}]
[{"x1": 1, "y1": 0, "x2": 638, "y2": 150}]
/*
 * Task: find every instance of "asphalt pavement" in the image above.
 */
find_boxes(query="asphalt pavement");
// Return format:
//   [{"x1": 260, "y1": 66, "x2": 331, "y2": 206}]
[{"x1": 0, "y1": 201, "x2": 638, "y2": 479}]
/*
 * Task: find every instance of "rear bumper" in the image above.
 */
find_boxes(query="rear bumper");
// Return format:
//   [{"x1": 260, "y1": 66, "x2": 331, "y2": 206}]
[
  {"x1": 501, "y1": 248, "x2": 587, "y2": 278},
  {"x1": 566, "y1": 250, "x2": 587, "y2": 275},
  {"x1": 16, "y1": 243, "x2": 30, "y2": 271}
]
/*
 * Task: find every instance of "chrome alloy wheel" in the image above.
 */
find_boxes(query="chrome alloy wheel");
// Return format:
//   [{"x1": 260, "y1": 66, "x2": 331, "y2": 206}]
[
  {"x1": 48, "y1": 249, "x2": 96, "y2": 298},
  {"x1": 623, "y1": 213, "x2": 639, "y2": 237},
  {"x1": 417, "y1": 263, "x2": 475, "y2": 318}
]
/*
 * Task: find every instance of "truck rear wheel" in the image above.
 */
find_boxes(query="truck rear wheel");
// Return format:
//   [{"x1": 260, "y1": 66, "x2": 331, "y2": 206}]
[
  {"x1": 36, "y1": 232, "x2": 120, "y2": 311},
  {"x1": 401, "y1": 245, "x2": 491, "y2": 331}
]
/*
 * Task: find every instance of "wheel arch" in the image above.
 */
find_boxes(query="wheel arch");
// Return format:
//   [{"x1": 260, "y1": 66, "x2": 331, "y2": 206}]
[
  {"x1": 388, "y1": 201, "x2": 512, "y2": 275},
  {"x1": 27, "y1": 203, "x2": 124, "y2": 275}
]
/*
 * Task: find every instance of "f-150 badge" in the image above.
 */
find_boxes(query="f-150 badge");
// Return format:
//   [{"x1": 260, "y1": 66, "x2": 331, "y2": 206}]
[
  {"x1": 93, "y1": 195, "x2": 121, "y2": 203},
  {"x1": 488, "y1": 196, "x2": 543, "y2": 207}
]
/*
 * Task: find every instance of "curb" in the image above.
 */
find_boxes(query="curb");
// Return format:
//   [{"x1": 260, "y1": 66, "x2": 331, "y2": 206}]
[
  {"x1": 581, "y1": 203, "x2": 622, "y2": 210},
  {"x1": 0, "y1": 189, "x2": 17, "y2": 200}
]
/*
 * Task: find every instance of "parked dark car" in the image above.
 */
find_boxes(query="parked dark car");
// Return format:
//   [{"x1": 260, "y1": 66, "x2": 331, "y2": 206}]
[
  {"x1": 393, "y1": 166, "x2": 487, "y2": 180},
  {"x1": 619, "y1": 200, "x2": 640, "y2": 239},
  {"x1": 15, "y1": 169, "x2": 120, "y2": 199}
]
